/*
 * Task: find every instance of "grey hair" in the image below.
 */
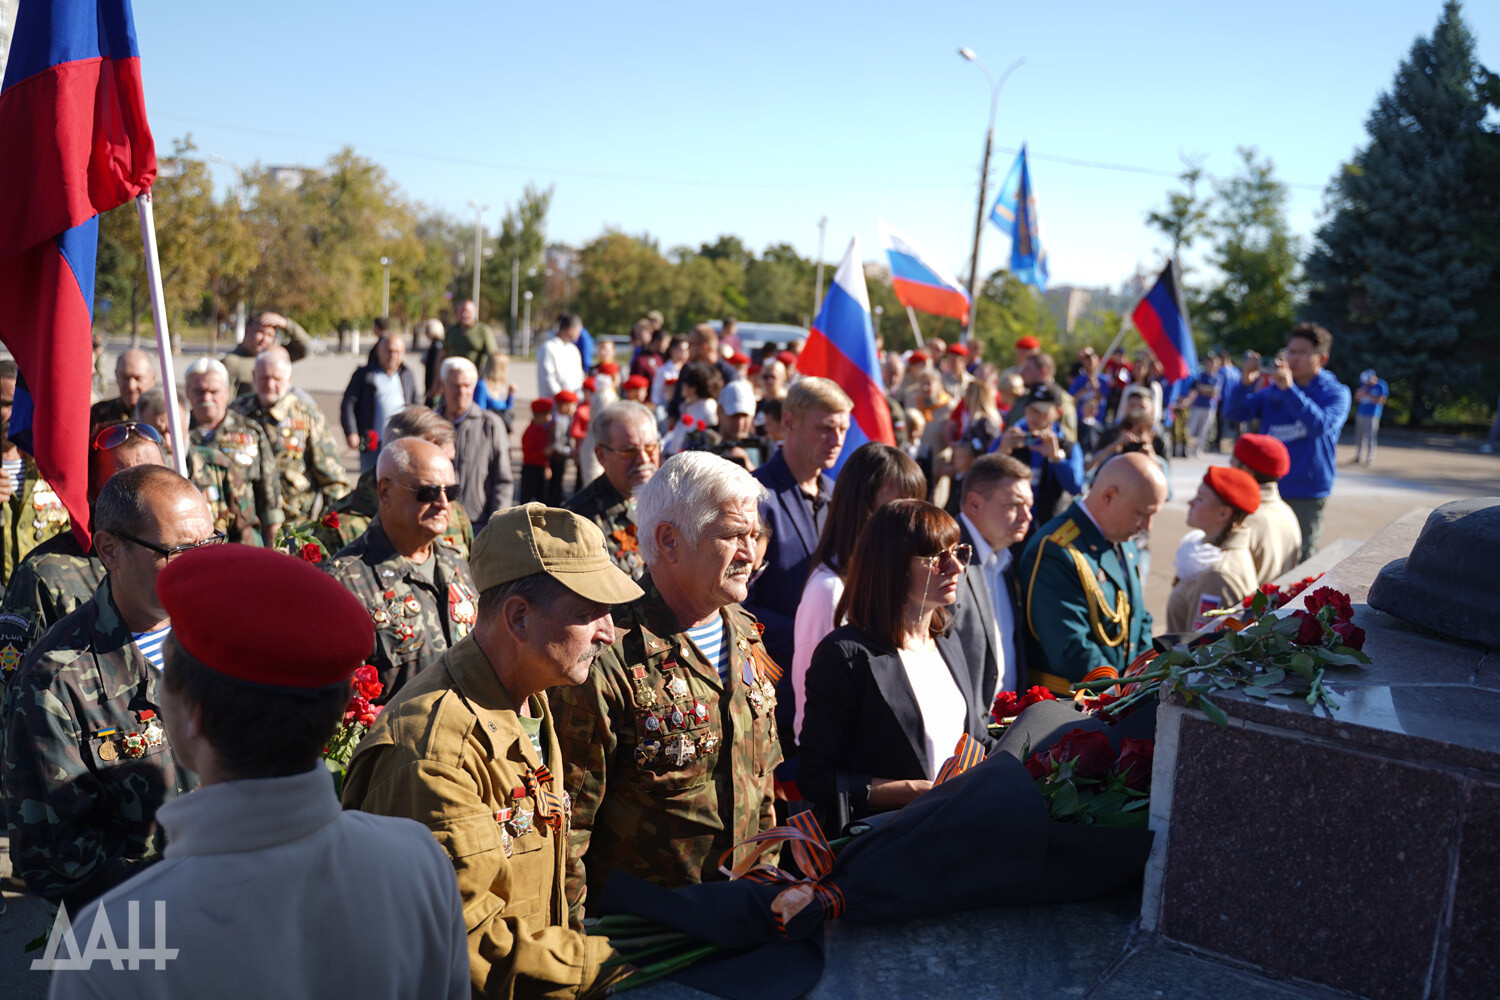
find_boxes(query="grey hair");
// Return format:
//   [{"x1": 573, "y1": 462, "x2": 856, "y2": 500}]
[
  {"x1": 439, "y1": 357, "x2": 478, "y2": 382},
  {"x1": 420, "y1": 318, "x2": 444, "y2": 338},
  {"x1": 254, "y1": 346, "x2": 291, "y2": 373},
  {"x1": 134, "y1": 388, "x2": 168, "y2": 419},
  {"x1": 635, "y1": 451, "x2": 767, "y2": 564},
  {"x1": 184, "y1": 357, "x2": 229, "y2": 383},
  {"x1": 592, "y1": 400, "x2": 657, "y2": 449}
]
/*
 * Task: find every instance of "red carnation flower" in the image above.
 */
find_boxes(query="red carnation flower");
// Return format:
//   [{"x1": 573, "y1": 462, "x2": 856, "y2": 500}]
[
  {"x1": 1048, "y1": 728, "x2": 1115, "y2": 780},
  {"x1": 300, "y1": 542, "x2": 323, "y2": 564},
  {"x1": 365, "y1": 430, "x2": 379, "y2": 451},
  {"x1": 352, "y1": 665, "x2": 383, "y2": 700},
  {"x1": 1332, "y1": 621, "x2": 1366, "y2": 651},
  {"x1": 1111, "y1": 737, "x2": 1155, "y2": 791},
  {"x1": 322, "y1": 511, "x2": 340, "y2": 530},
  {"x1": 991, "y1": 690, "x2": 1021, "y2": 723},
  {"x1": 1291, "y1": 610, "x2": 1325, "y2": 646},
  {"x1": 1018, "y1": 685, "x2": 1057, "y2": 710},
  {"x1": 1303, "y1": 587, "x2": 1353, "y2": 623}
]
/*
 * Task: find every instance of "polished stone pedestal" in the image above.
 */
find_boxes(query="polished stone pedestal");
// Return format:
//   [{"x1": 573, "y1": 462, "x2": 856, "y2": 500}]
[{"x1": 1140, "y1": 506, "x2": 1500, "y2": 1000}]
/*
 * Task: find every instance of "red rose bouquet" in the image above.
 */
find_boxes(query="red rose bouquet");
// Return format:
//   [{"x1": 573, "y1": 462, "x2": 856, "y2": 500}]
[
  {"x1": 323, "y1": 665, "x2": 384, "y2": 795},
  {"x1": 989, "y1": 685, "x2": 1056, "y2": 728},
  {"x1": 1022, "y1": 728, "x2": 1153, "y2": 828}
]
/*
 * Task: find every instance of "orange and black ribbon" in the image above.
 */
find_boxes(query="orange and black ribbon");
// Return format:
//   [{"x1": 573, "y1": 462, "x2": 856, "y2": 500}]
[
  {"x1": 718, "y1": 809, "x2": 845, "y2": 936},
  {"x1": 934, "y1": 733, "x2": 985, "y2": 785},
  {"x1": 524, "y1": 763, "x2": 568, "y2": 833}
]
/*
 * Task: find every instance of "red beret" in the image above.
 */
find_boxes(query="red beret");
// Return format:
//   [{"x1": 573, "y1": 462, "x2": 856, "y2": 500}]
[
  {"x1": 582, "y1": 377, "x2": 597, "y2": 393},
  {"x1": 730, "y1": 352, "x2": 751, "y2": 366},
  {"x1": 554, "y1": 390, "x2": 579, "y2": 404},
  {"x1": 775, "y1": 350, "x2": 797, "y2": 367},
  {"x1": 530, "y1": 398, "x2": 554, "y2": 414},
  {"x1": 909, "y1": 350, "x2": 929, "y2": 363},
  {"x1": 1016, "y1": 336, "x2": 1040, "y2": 350},
  {"x1": 157, "y1": 546, "x2": 373, "y2": 689},
  {"x1": 597, "y1": 362, "x2": 620, "y2": 375},
  {"x1": 946, "y1": 343, "x2": 969, "y2": 357},
  {"x1": 1233, "y1": 433, "x2": 1290, "y2": 479},
  {"x1": 747, "y1": 363, "x2": 763, "y2": 377},
  {"x1": 623, "y1": 375, "x2": 650, "y2": 391},
  {"x1": 1204, "y1": 465, "x2": 1261, "y2": 516}
]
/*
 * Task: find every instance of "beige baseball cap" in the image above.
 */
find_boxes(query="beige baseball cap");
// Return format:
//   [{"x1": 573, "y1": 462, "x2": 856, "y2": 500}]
[{"x1": 470, "y1": 503, "x2": 644, "y2": 606}]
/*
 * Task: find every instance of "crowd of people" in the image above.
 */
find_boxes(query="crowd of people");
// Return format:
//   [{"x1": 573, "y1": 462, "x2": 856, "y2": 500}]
[{"x1": 0, "y1": 303, "x2": 1363, "y2": 997}]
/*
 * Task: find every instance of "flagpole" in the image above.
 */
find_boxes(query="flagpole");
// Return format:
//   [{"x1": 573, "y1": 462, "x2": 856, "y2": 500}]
[
  {"x1": 905, "y1": 306, "x2": 923, "y2": 348},
  {"x1": 136, "y1": 192, "x2": 189, "y2": 477}
]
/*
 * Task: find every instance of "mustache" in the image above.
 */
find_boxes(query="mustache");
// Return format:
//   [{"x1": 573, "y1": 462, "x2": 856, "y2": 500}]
[{"x1": 578, "y1": 640, "x2": 611, "y2": 665}]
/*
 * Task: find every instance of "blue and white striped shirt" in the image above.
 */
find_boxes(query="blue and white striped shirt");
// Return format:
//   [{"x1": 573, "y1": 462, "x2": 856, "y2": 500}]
[
  {"x1": 132, "y1": 625, "x2": 172, "y2": 671},
  {"x1": 684, "y1": 618, "x2": 729, "y2": 679}
]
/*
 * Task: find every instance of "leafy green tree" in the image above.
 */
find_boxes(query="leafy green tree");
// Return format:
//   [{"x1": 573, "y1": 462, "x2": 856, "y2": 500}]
[
  {"x1": 1305, "y1": 1, "x2": 1497, "y2": 423},
  {"x1": 478, "y1": 184, "x2": 552, "y2": 341},
  {"x1": 1145, "y1": 160, "x2": 1211, "y2": 268},
  {"x1": 971, "y1": 269, "x2": 1060, "y2": 359},
  {"x1": 573, "y1": 231, "x2": 675, "y2": 336},
  {"x1": 1199, "y1": 147, "x2": 1300, "y2": 355},
  {"x1": 744, "y1": 243, "x2": 815, "y2": 325}
]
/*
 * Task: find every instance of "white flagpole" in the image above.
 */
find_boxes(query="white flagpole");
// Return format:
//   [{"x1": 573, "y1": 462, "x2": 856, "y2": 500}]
[
  {"x1": 135, "y1": 192, "x2": 189, "y2": 476},
  {"x1": 905, "y1": 306, "x2": 923, "y2": 349}
]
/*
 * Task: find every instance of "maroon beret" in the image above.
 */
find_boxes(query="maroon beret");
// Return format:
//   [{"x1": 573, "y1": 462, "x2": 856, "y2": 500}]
[
  {"x1": 775, "y1": 350, "x2": 797, "y2": 367},
  {"x1": 530, "y1": 398, "x2": 554, "y2": 414},
  {"x1": 1234, "y1": 433, "x2": 1290, "y2": 479},
  {"x1": 157, "y1": 546, "x2": 373, "y2": 689},
  {"x1": 1204, "y1": 465, "x2": 1262, "y2": 516}
]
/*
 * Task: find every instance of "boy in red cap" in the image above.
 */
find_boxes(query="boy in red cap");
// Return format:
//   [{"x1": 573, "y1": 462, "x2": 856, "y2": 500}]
[
  {"x1": 1166, "y1": 466, "x2": 1262, "y2": 633},
  {"x1": 621, "y1": 374, "x2": 650, "y2": 404},
  {"x1": 49, "y1": 545, "x2": 469, "y2": 998},
  {"x1": 1231, "y1": 433, "x2": 1303, "y2": 583},
  {"x1": 520, "y1": 398, "x2": 553, "y2": 504}
]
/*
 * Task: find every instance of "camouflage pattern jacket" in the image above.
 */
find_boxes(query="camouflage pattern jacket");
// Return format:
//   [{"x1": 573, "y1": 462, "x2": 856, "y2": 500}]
[
  {"x1": 549, "y1": 573, "x2": 781, "y2": 917},
  {"x1": 220, "y1": 318, "x2": 312, "y2": 397},
  {"x1": 1, "y1": 457, "x2": 69, "y2": 583},
  {"x1": 0, "y1": 579, "x2": 195, "y2": 910},
  {"x1": 564, "y1": 474, "x2": 645, "y2": 581},
  {"x1": 323, "y1": 521, "x2": 479, "y2": 703},
  {"x1": 191, "y1": 408, "x2": 284, "y2": 541},
  {"x1": 280, "y1": 468, "x2": 473, "y2": 560},
  {"x1": 186, "y1": 444, "x2": 261, "y2": 545},
  {"x1": 230, "y1": 390, "x2": 349, "y2": 522},
  {"x1": 0, "y1": 532, "x2": 105, "y2": 664}
]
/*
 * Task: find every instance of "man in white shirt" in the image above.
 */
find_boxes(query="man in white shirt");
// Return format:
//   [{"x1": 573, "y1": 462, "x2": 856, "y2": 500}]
[
  {"x1": 537, "y1": 313, "x2": 586, "y2": 398},
  {"x1": 952, "y1": 454, "x2": 1034, "y2": 708}
]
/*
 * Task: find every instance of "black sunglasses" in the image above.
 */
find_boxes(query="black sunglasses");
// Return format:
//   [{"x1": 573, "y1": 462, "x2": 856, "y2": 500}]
[
  {"x1": 92, "y1": 421, "x2": 164, "y2": 451},
  {"x1": 400, "y1": 483, "x2": 461, "y2": 504},
  {"x1": 109, "y1": 530, "x2": 227, "y2": 561}
]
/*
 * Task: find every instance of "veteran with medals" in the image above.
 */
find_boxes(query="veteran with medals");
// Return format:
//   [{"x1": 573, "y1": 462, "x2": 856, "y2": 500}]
[
  {"x1": 342, "y1": 504, "x2": 641, "y2": 1000},
  {"x1": 550, "y1": 452, "x2": 781, "y2": 918},
  {"x1": 564, "y1": 400, "x2": 660, "y2": 582},
  {"x1": 1017, "y1": 452, "x2": 1166, "y2": 695},
  {"x1": 187, "y1": 357, "x2": 284, "y2": 544},
  {"x1": 324, "y1": 439, "x2": 478, "y2": 704}
]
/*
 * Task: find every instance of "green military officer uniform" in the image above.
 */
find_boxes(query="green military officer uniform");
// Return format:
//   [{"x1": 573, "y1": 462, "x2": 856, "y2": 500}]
[
  {"x1": 443, "y1": 320, "x2": 500, "y2": 370},
  {"x1": 0, "y1": 458, "x2": 70, "y2": 584},
  {"x1": 563, "y1": 474, "x2": 645, "y2": 581},
  {"x1": 220, "y1": 317, "x2": 313, "y2": 398},
  {"x1": 280, "y1": 467, "x2": 473, "y2": 560},
  {"x1": 549, "y1": 573, "x2": 781, "y2": 918},
  {"x1": 0, "y1": 532, "x2": 105, "y2": 666},
  {"x1": 186, "y1": 444, "x2": 261, "y2": 545},
  {"x1": 1017, "y1": 500, "x2": 1153, "y2": 695},
  {"x1": 192, "y1": 409, "x2": 284, "y2": 544},
  {"x1": 230, "y1": 390, "x2": 348, "y2": 522},
  {"x1": 0, "y1": 578, "x2": 196, "y2": 910},
  {"x1": 322, "y1": 521, "x2": 478, "y2": 702}
]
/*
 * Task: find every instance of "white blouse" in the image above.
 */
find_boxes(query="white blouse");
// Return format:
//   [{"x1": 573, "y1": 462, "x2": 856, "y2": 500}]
[{"x1": 897, "y1": 644, "x2": 968, "y2": 779}]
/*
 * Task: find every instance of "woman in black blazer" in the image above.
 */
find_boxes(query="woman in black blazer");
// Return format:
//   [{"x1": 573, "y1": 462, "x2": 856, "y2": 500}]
[{"x1": 799, "y1": 499, "x2": 995, "y2": 833}]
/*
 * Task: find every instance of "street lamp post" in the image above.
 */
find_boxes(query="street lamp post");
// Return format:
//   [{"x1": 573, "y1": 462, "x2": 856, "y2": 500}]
[
  {"x1": 958, "y1": 48, "x2": 1024, "y2": 346},
  {"x1": 873, "y1": 304, "x2": 883, "y2": 338},
  {"x1": 813, "y1": 216, "x2": 828, "y2": 318},
  {"x1": 380, "y1": 257, "x2": 391, "y2": 317},
  {"x1": 468, "y1": 199, "x2": 488, "y2": 313},
  {"x1": 521, "y1": 290, "x2": 533, "y2": 357},
  {"x1": 509, "y1": 255, "x2": 520, "y2": 350}
]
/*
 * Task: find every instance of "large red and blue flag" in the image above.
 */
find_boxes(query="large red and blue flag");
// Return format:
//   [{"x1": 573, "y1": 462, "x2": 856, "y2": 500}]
[
  {"x1": 1131, "y1": 259, "x2": 1198, "y2": 382},
  {"x1": 0, "y1": 0, "x2": 156, "y2": 546},
  {"x1": 796, "y1": 237, "x2": 894, "y2": 470},
  {"x1": 877, "y1": 220, "x2": 970, "y2": 324}
]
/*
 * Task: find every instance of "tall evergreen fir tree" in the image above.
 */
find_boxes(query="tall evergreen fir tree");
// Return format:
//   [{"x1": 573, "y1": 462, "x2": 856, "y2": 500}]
[{"x1": 1303, "y1": 1, "x2": 1495, "y2": 424}]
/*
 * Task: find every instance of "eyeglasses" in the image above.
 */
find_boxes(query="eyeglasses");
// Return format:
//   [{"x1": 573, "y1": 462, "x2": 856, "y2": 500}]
[
  {"x1": 92, "y1": 422, "x2": 164, "y2": 451},
  {"x1": 599, "y1": 443, "x2": 661, "y2": 460},
  {"x1": 915, "y1": 544, "x2": 972, "y2": 570},
  {"x1": 400, "y1": 482, "x2": 462, "y2": 504},
  {"x1": 109, "y1": 530, "x2": 226, "y2": 562}
]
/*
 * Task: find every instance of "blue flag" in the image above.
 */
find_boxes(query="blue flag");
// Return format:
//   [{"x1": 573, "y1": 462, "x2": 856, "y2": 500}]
[{"x1": 988, "y1": 145, "x2": 1050, "y2": 292}]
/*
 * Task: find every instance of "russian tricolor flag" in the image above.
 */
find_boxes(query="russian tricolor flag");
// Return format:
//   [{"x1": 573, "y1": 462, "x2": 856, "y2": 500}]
[
  {"x1": 0, "y1": 0, "x2": 156, "y2": 546},
  {"x1": 1131, "y1": 259, "x2": 1198, "y2": 383},
  {"x1": 878, "y1": 220, "x2": 971, "y2": 324},
  {"x1": 797, "y1": 237, "x2": 894, "y2": 470}
]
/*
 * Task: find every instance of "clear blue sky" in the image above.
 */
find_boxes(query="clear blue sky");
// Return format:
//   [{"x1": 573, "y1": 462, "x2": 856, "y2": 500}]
[{"x1": 136, "y1": 0, "x2": 1499, "y2": 295}]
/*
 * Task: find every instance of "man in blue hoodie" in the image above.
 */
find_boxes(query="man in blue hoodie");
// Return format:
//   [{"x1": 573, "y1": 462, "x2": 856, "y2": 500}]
[{"x1": 1227, "y1": 323, "x2": 1350, "y2": 563}]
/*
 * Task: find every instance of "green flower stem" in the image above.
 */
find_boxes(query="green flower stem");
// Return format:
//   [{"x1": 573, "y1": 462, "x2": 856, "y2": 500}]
[
  {"x1": 601, "y1": 938, "x2": 685, "y2": 968},
  {"x1": 616, "y1": 942, "x2": 725, "y2": 993}
]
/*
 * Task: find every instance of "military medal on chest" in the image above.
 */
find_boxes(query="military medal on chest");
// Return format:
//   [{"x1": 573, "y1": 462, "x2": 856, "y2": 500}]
[
  {"x1": 629, "y1": 665, "x2": 657, "y2": 708},
  {"x1": 495, "y1": 808, "x2": 514, "y2": 857},
  {"x1": 691, "y1": 699, "x2": 708, "y2": 724},
  {"x1": 448, "y1": 581, "x2": 477, "y2": 639},
  {"x1": 667, "y1": 703, "x2": 687, "y2": 730},
  {"x1": 663, "y1": 661, "x2": 689, "y2": 700},
  {"x1": 696, "y1": 733, "x2": 720, "y2": 757},
  {"x1": 30, "y1": 487, "x2": 66, "y2": 540},
  {"x1": 635, "y1": 738, "x2": 662, "y2": 765},
  {"x1": 663, "y1": 732, "x2": 696, "y2": 767},
  {"x1": 510, "y1": 804, "x2": 534, "y2": 837},
  {"x1": 139, "y1": 709, "x2": 166, "y2": 748},
  {"x1": 640, "y1": 710, "x2": 663, "y2": 735}
]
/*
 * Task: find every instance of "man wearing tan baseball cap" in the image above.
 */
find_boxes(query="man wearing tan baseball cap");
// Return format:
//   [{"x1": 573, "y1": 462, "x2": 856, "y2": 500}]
[{"x1": 342, "y1": 503, "x2": 642, "y2": 999}]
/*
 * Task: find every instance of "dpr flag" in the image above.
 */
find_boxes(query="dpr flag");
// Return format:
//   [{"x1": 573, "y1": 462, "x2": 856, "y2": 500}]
[
  {"x1": 1130, "y1": 259, "x2": 1198, "y2": 383},
  {"x1": 0, "y1": 0, "x2": 157, "y2": 547},
  {"x1": 988, "y1": 144, "x2": 1050, "y2": 292},
  {"x1": 877, "y1": 220, "x2": 970, "y2": 324},
  {"x1": 796, "y1": 237, "x2": 894, "y2": 472}
]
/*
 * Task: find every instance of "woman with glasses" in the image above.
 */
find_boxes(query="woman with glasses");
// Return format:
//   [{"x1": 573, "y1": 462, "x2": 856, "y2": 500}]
[{"x1": 799, "y1": 499, "x2": 994, "y2": 832}]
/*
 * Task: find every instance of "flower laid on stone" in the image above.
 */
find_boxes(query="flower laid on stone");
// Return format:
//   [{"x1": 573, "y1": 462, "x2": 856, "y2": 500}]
[
  {"x1": 1239, "y1": 572, "x2": 1323, "y2": 612},
  {"x1": 1074, "y1": 586, "x2": 1371, "y2": 728},
  {"x1": 1023, "y1": 729, "x2": 1152, "y2": 827}
]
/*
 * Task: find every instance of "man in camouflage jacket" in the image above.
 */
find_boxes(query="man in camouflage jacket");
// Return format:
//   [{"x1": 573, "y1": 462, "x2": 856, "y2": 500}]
[
  {"x1": 188, "y1": 359, "x2": 284, "y2": 544},
  {"x1": 550, "y1": 452, "x2": 780, "y2": 918},
  {"x1": 230, "y1": 347, "x2": 348, "y2": 522},
  {"x1": 186, "y1": 444, "x2": 260, "y2": 545},
  {"x1": 564, "y1": 400, "x2": 660, "y2": 582},
  {"x1": 1, "y1": 467, "x2": 212, "y2": 910},
  {"x1": 323, "y1": 440, "x2": 478, "y2": 702},
  {"x1": 0, "y1": 456, "x2": 71, "y2": 583}
]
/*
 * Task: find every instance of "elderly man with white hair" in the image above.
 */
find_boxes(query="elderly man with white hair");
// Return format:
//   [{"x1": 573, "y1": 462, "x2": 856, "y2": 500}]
[
  {"x1": 187, "y1": 357, "x2": 284, "y2": 543},
  {"x1": 550, "y1": 451, "x2": 782, "y2": 919},
  {"x1": 229, "y1": 346, "x2": 348, "y2": 522},
  {"x1": 435, "y1": 356, "x2": 513, "y2": 529}
]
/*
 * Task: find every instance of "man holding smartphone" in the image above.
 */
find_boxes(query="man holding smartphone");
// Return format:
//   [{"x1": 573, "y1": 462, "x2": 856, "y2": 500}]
[{"x1": 991, "y1": 384, "x2": 1085, "y2": 544}]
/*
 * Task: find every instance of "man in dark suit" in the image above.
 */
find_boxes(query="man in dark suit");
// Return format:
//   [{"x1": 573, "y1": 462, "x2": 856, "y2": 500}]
[
  {"x1": 745, "y1": 377, "x2": 851, "y2": 745},
  {"x1": 952, "y1": 454, "x2": 1033, "y2": 712}
]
